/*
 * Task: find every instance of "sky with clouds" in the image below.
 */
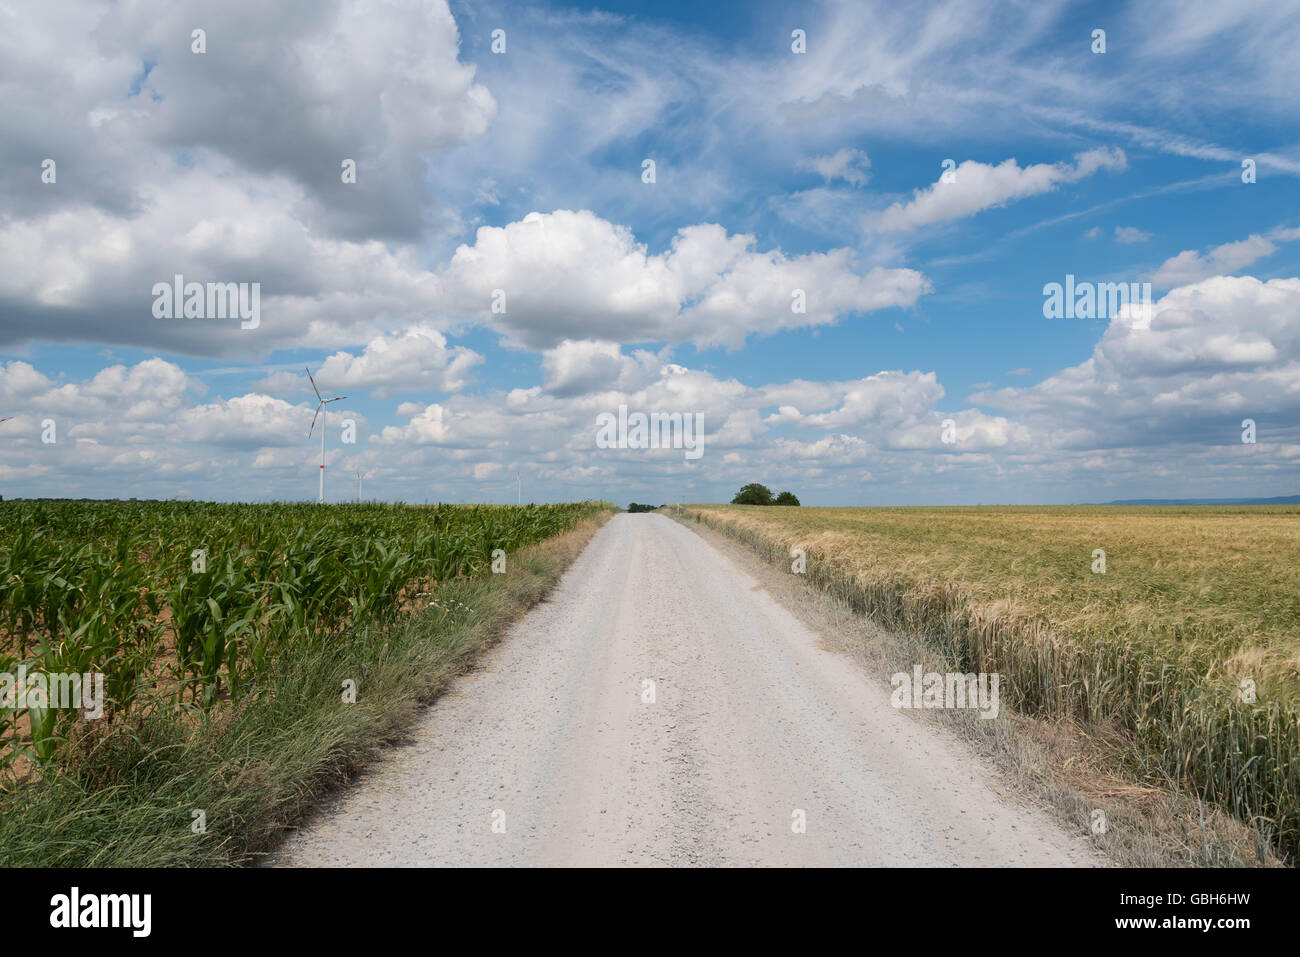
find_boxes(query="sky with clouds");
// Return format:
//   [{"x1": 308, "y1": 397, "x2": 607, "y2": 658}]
[{"x1": 1, "y1": 0, "x2": 1298, "y2": 505}]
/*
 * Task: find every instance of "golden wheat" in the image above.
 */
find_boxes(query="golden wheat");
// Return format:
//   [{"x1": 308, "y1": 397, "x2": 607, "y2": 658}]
[{"x1": 684, "y1": 504, "x2": 1300, "y2": 860}]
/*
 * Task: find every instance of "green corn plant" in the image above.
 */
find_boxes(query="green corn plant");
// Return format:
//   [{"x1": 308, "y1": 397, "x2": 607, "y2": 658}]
[
  {"x1": 26, "y1": 696, "x2": 58, "y2": 766},
  {"x1": 0, "y1": 497, "x2": 607, "y2": 764},
  {"x1": 0, "y1": 649, "x2": 16, "y2": 777}
]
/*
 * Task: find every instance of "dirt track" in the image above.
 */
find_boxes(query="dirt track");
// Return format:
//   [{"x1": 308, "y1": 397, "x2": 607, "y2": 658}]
[{"x1": 268, "y1": 513, "x2": 1099, "y2": 867}]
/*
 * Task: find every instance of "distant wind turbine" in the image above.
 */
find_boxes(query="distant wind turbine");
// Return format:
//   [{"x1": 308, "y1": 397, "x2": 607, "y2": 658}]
[
  {"x1": 306, "y1": 367, "x2": 346, "y2": 504},
  {"x1": 516, "y1": 472, "x2": 521, "y2": 506},
  {"x1": 355, "y1": 470, "x2": 367, "y2": 503}
]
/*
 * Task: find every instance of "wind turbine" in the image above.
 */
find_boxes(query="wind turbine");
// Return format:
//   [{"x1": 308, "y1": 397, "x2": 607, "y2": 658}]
[
  {"x1": 354, "y1": 470, "x2": 367, "y2": 503},
  {"x1": 306, "y1": 367, "x2": 346, "y2": 504},
  {"x1": 516, "y1": 472, "x2": 521, "y2": 506},
  {"x1": 0, "y1": 419, "x2": 10, "y2": 501}
]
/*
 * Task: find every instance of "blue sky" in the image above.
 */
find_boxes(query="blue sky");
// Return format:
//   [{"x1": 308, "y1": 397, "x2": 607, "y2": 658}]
[{"x1": 1, "y1": 0, "x2": 1299, "y2": 505}]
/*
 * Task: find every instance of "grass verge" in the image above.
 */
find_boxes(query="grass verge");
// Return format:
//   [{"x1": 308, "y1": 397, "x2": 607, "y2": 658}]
[{"x1": 0, "y1": 512, "x2": 610, "y2": 867}]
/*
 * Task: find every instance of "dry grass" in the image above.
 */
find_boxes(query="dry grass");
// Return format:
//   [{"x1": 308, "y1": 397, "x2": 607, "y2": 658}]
[{"x1": 680, "y1": 503, "x2": 1300, "y2": 863}]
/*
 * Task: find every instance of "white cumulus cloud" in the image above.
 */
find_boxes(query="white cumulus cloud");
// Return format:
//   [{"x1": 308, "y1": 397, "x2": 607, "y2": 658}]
[{"x1": 874, "y1": 148, "x2": 1127, "y2": 233}]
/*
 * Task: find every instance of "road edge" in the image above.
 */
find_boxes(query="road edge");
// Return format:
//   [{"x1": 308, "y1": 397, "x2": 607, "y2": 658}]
[{"x1": 665, "y1": 506, "x2": 1279, "y2": 868}]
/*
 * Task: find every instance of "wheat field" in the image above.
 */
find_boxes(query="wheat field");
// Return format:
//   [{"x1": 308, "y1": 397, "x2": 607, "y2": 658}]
[{"x1": 683, "y1": 504, "x2": 1300, "y2": 859}]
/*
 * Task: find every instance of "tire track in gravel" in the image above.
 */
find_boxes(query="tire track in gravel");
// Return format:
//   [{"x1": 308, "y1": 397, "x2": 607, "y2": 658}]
[{"x1": 267, "y1": 513, "x2": 1100, "y2": 867}]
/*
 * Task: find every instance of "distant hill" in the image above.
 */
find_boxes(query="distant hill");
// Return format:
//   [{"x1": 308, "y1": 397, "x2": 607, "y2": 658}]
[{"x1": 1103, "y1": 495, "x2": 1300, "y2": 506}]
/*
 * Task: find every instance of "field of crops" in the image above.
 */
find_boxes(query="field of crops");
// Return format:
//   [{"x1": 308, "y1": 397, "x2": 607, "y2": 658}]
[
  {"x1": 682, "y1": 504, "x2": 1300, "y2": 860},
  {"x1": 0, "y1": 499, "x2": 604, "y2": 778}
]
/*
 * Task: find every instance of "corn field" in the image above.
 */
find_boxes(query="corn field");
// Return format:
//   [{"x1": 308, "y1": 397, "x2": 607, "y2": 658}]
[{"x1": 0, "y1": 500, "x2": 604, "y2": 777}]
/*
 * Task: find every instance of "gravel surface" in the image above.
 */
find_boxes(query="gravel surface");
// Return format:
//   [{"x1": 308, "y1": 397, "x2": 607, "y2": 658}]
[{"x1": 267, "y1": 513, "x2": 1099, "y2": 867}]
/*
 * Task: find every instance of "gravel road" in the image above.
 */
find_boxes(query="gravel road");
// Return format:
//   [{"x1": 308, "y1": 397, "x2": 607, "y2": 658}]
[{"x1": 268, "y1": 513, "x2": 1098, "y2": 867}]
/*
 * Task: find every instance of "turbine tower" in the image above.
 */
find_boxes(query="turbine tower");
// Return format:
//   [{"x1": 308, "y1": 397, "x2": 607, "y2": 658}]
[
  {"x1": 355, "y1": 470, "x2": 366, "y2": 503},
  {"x1": 306, "y1": 367, "x2": 346, "y2": 504}
]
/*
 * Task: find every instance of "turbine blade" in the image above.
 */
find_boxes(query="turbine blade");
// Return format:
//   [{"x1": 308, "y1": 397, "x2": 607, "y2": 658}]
[
  {"x1": 306, "y1": 367, "x2": 323, "y2": 402},
  {"x1": 308, "y1": 404, "x2": 322, "y2": 437}
]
